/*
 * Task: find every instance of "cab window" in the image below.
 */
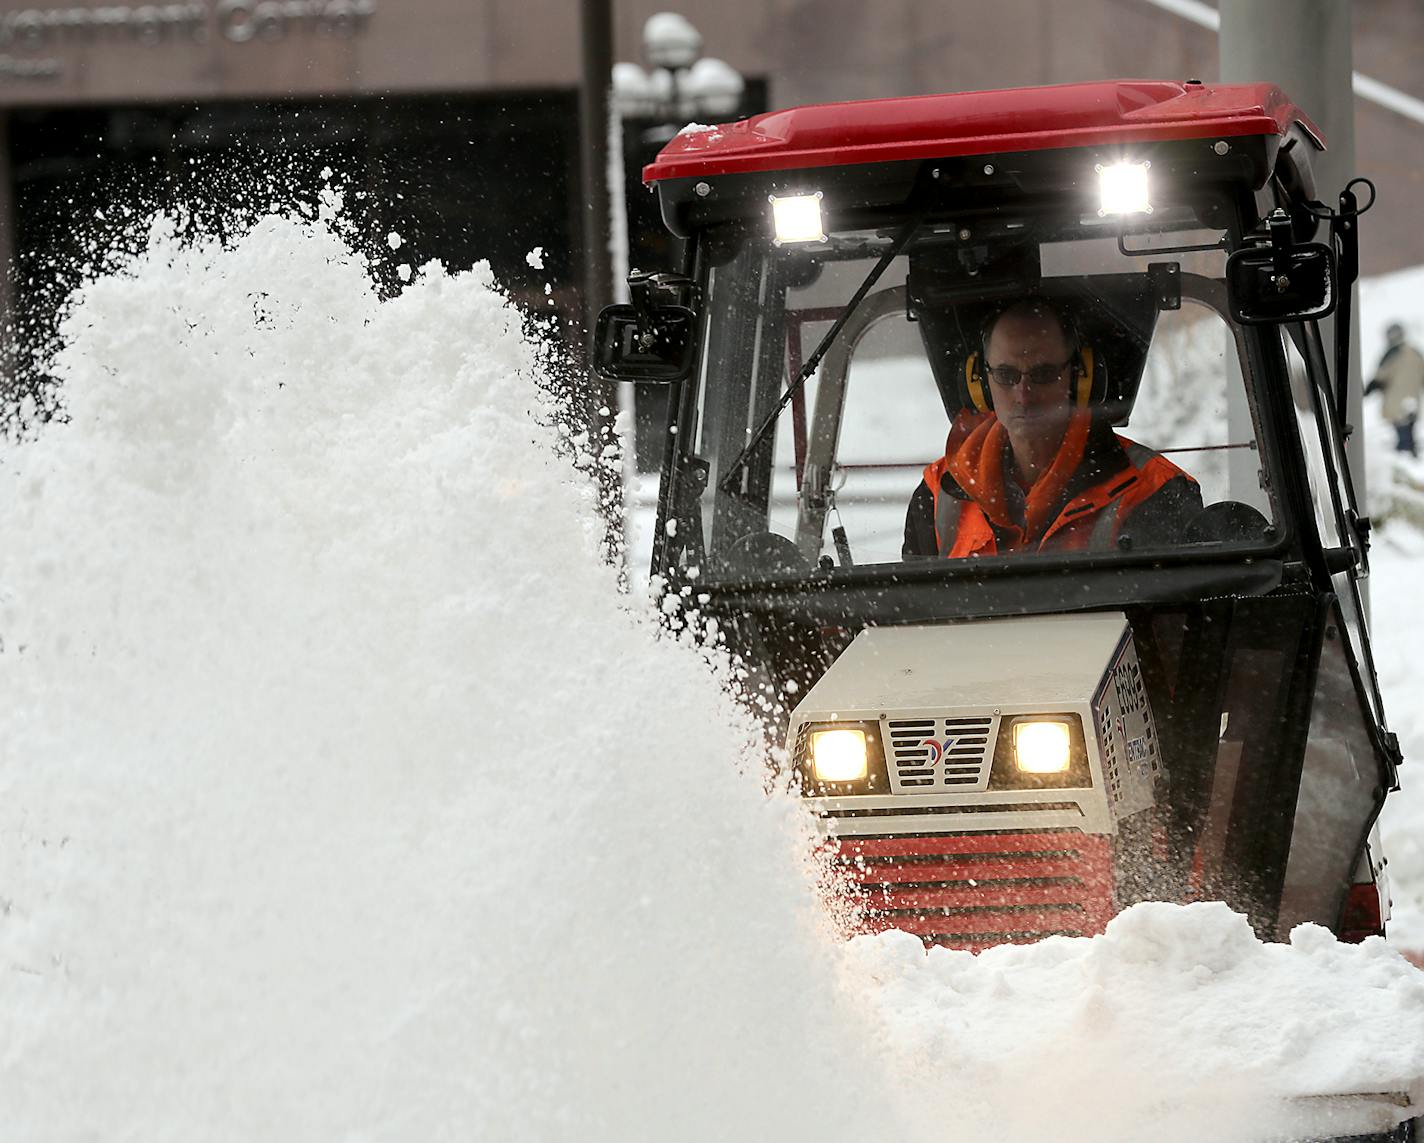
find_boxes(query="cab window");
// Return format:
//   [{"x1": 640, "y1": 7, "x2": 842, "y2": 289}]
[{"x1": 686, "y1": 213, "x2": 1282, "y2": 584}]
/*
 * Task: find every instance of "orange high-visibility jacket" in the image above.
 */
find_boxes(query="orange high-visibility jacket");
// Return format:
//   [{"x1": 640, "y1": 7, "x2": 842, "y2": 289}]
[{"x1": 903, "y1": 410, "x2": 1202, "y2": 559}]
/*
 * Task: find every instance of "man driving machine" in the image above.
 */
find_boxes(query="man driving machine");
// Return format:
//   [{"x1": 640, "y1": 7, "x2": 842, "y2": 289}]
[{"x1": 903, "y1": 297, "x2": 1201, "y2": 559}]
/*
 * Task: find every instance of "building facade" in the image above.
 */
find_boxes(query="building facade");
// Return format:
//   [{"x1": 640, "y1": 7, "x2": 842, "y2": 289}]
[{"x1": 0, "y1": 0, "x2": 1418, "y2": 362}]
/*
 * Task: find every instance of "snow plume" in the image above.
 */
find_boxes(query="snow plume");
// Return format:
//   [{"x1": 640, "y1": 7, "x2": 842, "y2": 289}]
[{"x1": 0, "y1": 208, "x2": 905, "y2": 1141}]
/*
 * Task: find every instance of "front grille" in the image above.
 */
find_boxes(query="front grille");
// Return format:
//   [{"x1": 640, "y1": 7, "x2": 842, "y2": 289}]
[
  {"x1": 823, "y1": 830, "x2": 1115, "y2": 951},
  {"x1": 885, "y1": 715, "x2": 997, "y2": 792}
]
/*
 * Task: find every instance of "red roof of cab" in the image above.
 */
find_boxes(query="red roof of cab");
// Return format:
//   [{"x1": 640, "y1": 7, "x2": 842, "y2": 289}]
[{"x1": 644, "y1": 80, "x2": 1317, "y2": 183}]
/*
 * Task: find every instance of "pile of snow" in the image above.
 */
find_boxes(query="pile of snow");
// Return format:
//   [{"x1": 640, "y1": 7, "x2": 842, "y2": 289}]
[
  {"x1": 0, "y1": 207, "x2": 906, "y2": 1141},
  {"x1": 850, "y1": 901, "x2": 1424, "y2": 1141},
  {"x1": 2, "y1": 205, "x2": 1422, "y2": 1143}
]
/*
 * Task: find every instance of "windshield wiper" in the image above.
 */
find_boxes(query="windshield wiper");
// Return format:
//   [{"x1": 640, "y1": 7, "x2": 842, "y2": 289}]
[{"x1": 716, "y1": 216, "x2": 921, "y2": 496}]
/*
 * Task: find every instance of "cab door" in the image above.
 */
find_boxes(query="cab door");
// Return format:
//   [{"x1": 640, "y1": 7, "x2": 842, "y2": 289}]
[{"x1": 1273, "y1": 321, "x2": 1400, "y2": 934}]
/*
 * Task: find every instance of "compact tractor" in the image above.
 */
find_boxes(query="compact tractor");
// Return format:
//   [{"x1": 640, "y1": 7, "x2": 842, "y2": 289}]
[{"x1": 595, "y1": 80, "x2": 1411, "y2": 1135}]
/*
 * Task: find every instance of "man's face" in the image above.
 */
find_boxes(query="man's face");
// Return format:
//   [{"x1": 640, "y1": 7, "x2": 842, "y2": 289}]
[{"x1": 985, "y1": 307, "x2": 1075, "y2": 451}]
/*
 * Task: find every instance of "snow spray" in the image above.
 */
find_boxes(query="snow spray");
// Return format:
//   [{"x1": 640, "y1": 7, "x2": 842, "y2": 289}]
[{"x1": 0, "y1": 200, "x2": 908, "y2": 1141}]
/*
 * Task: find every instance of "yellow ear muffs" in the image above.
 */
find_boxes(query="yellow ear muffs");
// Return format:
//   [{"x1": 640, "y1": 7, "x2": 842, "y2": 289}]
[
  {"x1": 1073, "y1": 346, "x2": 1096, "y2": 407},
  {"x1": 965, "y1": 352, "x2": 992, "y2": 412}
]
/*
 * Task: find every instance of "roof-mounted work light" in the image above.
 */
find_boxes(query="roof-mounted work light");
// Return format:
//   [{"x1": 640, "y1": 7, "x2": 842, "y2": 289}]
[
  {"x1": 770, "y1": 192, "x2": 825, "y2": 244},
  {"x1": 1097, "y1": 161, "x2": 1152, "y2": 216}
]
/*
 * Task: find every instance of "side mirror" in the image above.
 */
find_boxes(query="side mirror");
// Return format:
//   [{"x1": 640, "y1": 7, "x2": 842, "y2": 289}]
[
  {"x1": 1226, "y1": 209, "x2": 1336, "y2": 325},
  {"x1": 1226, "y1": 243, "x2": 1335, "y2": 324},
  {"x1": 592, "y1": 303, "x2": 698, "y2": 383}
]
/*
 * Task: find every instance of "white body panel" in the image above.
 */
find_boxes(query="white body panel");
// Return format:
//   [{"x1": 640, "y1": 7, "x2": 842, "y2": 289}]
[
  {"x1": 1091, "y1": 624, "x2": 1161, "y2": 819},
  {"x1": 793, "y1": 612, "x2": 1132, "y2": 716},
  {"x1": 790, "y1": 612, "x2": 1163, "y2": 837}
]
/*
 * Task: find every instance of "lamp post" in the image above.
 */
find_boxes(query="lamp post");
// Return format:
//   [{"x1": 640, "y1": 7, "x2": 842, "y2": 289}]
[
  {"x1": 576, "y1": 0, "x2": 624, "y2": 564},
  {"x1": 614, "y1": 14, "x2": 744, "y2": 137},
  {"x1": 610, "y1": 13, "x2": 744, "y2": 473},
  {"x1": 610, "y1": 14, "x2": 745, "y2": 299}
]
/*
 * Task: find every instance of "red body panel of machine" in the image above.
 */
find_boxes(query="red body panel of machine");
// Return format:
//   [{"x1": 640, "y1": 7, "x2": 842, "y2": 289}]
[
  {"x1": 828, "y1": 831, "x2": 1116, "y2": 953},
  {"x1": 644, "y1": 80, "x2": 1317, "y2": 183}
]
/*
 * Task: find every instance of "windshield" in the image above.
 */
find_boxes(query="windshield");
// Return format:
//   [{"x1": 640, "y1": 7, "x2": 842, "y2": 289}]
[{"x1": 679, "y1": 202, "x2": 1281, "y2": 584}]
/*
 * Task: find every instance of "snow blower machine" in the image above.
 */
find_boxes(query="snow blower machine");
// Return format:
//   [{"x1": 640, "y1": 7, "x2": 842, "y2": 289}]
[{"x1": 595, "y1": 80, "x2": 1413, "y2": 1137}]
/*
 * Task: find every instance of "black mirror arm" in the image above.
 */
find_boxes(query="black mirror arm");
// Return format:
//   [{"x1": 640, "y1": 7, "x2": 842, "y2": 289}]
[
  {"x1": 627, "y1": 270, "x2": 698, "y2": 347},
  {"x1": 1291, "y1": 178, "x2": 1373, "y2": 424},
  {"x1": 1331, "y1": 186, "x2": 1360, "y2": 426},
  {"x1": 626, "y1": 271, "x2": 655, "y2": 345},
  {"x1": 625, "y1": 272, "x2": 658, "y2": 345},
  {"x1": 1267, "y1": 209, "x2": 1294, "y2": 278}
]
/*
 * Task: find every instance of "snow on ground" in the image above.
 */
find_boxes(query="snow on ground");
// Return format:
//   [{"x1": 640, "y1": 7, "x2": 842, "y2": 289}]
[
  {"x1": 1374, "y1": 521, "x2": 1424, "y2": 952},
  {"x1": 851, "y1": 902, "x2": 1424, "y2": 1142},
  {"x1": 1357, "y1": 263, "x2": 1424, "y2": 955},
  {"x1": 1, "y1": 207, "x2": 1422, "y2": 1142}
]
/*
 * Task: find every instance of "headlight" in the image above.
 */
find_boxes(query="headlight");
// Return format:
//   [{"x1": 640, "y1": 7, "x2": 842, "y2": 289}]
[
  {"x1": 1097, "y1": 160, "x2": 1152, "y2": 216},
  {"x1": 769, "y1": 192, "x2": 826, "y2": 244},
  {"x1": 1013, "y1": 719, "x2": 1072, "y2": 774},
  {"x1": 810, "y1": 727, "x2": 868, "y2": 782}
]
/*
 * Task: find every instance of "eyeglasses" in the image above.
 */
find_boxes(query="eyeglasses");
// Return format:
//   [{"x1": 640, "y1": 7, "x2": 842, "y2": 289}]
[{"x1": 985, "y1": 359, "x2": 1074, "y2": 388}]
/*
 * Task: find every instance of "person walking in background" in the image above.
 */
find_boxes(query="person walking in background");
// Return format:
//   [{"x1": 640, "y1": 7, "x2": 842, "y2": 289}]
[{"x1": 1366, "y1": 322, "x2": 1423, "y2": 458}]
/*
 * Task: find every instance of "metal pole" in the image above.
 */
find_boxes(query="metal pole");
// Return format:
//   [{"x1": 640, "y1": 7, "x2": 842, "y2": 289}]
[
  {"x1": 579, "y1": 0, "x2": 614, "y2": 327},
  {"x1": 1219, "y1": 0, "x2": 1364, "y2": 499},
  {"x1": 0, "y1": 111, "x2": 14, "y2": 401},
  {"x1": 578, "y1": 0, "x2": 624, "y2": 561}
]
